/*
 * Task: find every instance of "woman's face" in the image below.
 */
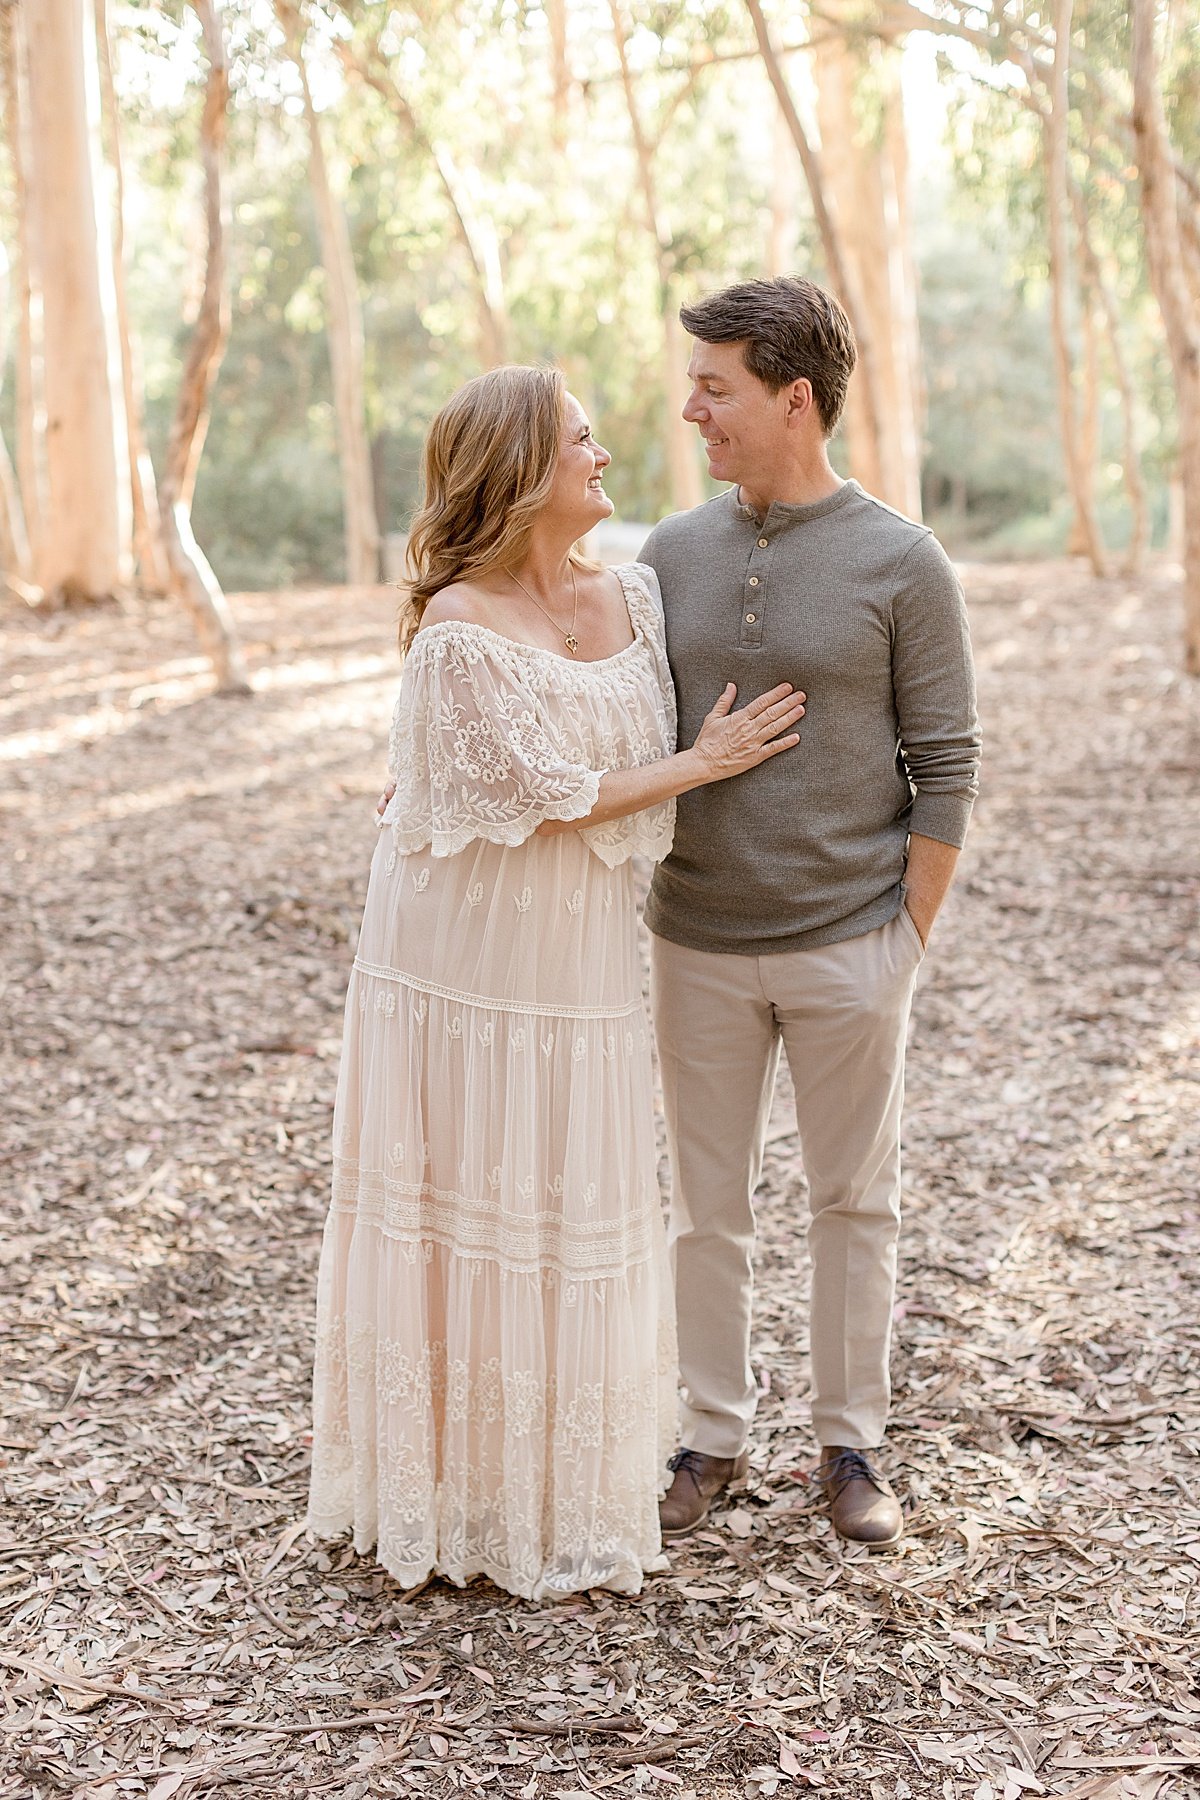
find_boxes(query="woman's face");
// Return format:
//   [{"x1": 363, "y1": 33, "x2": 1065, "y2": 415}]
[{"x1": 545, "y1": 394, "x2": 614, "y2": 534}]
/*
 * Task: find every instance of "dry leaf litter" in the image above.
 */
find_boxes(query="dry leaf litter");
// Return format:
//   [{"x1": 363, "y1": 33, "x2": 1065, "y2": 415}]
[{"x1": 1, "y1": 561, "x2": 1198, "y2": 1800}]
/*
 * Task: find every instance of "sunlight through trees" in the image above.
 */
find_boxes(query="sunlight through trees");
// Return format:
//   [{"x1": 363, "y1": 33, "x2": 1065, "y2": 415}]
[{"x1": 1, "y1": 0, "x2": 1197, "y2": 671}]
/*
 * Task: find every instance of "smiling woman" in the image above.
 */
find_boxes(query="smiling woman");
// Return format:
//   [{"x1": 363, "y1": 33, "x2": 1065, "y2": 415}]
[{"x1": 401, "y1": 368, "x2": 641, "y2": 666}]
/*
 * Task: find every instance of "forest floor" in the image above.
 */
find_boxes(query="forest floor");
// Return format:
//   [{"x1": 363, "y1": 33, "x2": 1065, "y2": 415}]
[{"x1": 1, "y1": 559, "x2": 1198, "y2": 1800}]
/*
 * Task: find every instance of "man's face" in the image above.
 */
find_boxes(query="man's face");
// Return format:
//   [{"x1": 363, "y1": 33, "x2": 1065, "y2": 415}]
[{"x1": 681, "y1": 339, "x2": 792, "y2": 490}]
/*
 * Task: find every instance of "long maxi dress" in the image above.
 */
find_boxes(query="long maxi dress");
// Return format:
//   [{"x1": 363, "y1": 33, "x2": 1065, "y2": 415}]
[{"x1": 307, "y1": 564, "x2": 680, "y2": 1600}]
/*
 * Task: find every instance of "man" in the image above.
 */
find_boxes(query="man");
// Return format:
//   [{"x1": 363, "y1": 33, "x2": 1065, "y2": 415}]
[{"x1": 639, "y1": 277, "x2": 980, "y2": 1548}]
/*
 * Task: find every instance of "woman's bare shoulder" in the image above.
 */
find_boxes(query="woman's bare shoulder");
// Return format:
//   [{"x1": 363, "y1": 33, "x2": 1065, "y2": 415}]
[
  {"x1": 575, "y1": 563, "x2": 626, "y2": 601},
  {"x1": 416, "y1": 581, "x2": 496, "y2": 632}
]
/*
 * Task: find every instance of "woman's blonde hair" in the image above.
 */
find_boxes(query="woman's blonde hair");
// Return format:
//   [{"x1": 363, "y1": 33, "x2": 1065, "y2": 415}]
[{"x1": 400, "y1": 364, "x2": 579, "y2": 649}]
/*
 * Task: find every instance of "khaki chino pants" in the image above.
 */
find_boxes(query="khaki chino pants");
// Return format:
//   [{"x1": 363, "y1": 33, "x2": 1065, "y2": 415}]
[{"x1": 650, "y1": 907, "x2": 925, "y2": 1455}]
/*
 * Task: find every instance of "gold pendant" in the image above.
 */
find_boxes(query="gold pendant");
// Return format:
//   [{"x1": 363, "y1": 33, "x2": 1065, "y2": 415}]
[{"x1": 565, "y1": 634, "x2": 578, "y2": 654}]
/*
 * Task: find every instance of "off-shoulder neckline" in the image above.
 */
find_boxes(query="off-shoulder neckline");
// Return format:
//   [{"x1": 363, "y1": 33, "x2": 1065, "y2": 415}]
[{"x1": 411, "y1": 564, "x2": 653, "y2": 670}]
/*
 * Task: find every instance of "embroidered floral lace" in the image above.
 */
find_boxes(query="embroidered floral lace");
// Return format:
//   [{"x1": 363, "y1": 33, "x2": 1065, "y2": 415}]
[
  {"x1": 384, "y1": 564, "x2": 676, "y2": 867},
  {"x1": 308, "y1": 565, "x2": 680, "y2": 1600}
]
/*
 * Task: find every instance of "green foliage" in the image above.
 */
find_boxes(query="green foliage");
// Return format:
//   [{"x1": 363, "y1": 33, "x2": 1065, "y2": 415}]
[
  {"x1": 45, "y1": 0, "x2": 1176, "y2": 590},
  {"x1": 929, "y1": 2, "x2": 1177, "y2": 553},
  {"x1": 919, "y1": 199, "x2": 1064, "y2": 540}
]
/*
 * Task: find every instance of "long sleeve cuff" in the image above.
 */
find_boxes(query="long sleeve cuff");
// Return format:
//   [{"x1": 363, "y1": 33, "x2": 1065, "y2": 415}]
[{"x1": 909, "y1": 789, "x2": 975, "y2": 849}]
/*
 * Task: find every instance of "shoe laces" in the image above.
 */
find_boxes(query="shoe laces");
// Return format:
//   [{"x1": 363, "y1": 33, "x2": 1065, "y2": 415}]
[
  {"x1": 812, "y1": 1448, "x2": 888, "y2": 1496},
  {"x1": 666, "y1": 1448, "x2": 709, "y2": 1488}
]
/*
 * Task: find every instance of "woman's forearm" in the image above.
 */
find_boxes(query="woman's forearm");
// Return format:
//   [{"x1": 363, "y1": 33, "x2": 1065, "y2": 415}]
[
  {"x1": 536, "y1": 749, "x2": 710, "y2": 837},
  {"x1": 536, "y1": 681, "x2": 805, "y2": 838}
]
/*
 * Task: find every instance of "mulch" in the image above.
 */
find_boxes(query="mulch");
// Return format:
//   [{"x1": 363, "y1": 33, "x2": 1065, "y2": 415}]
[{"x1": 1, "y1": 558, "x2": 1198, "y2": 1799}]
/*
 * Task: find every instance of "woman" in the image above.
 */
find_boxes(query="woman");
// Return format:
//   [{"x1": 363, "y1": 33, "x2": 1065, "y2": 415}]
[{"x1": 307, "y1": 365, "x2": 805, "y2": 1600}]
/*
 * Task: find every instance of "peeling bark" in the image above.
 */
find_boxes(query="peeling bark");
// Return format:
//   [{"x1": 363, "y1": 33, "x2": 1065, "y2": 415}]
[
  {"x1": 811, "y1": 5, "x2": 923, "y2": 516},
  {"x1": 23, "y1": 0, "x2": 131, "y2": 601},
  {"x1": 743, "y1": 0, "x2": 888, "y2": 500},
  {"x1": 94, "y1": 0, "x2": 169, "y2": 595},
  {"x1": 1066, "y1": 293, "x2": 1101, "y2": 557},
  {"x1": 0, "y1": 5, "x2": 37, "y2": 584},
  {"x1": 158, "y1": 0, "x2": 250, "y2": 693},
  {"x1": 1045, "y1": 0, "x2": 1106, "y2": 575},
  {"x1": 1068, "y1": 177, "x2": 1148, "y2": 575},
  {"x1": 1131, "y1": 0, "x2": 1200, "y2": 672}
]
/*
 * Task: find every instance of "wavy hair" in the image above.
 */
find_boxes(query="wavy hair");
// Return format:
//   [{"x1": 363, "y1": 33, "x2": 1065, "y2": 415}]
[{"x1": 400, "y1": 365, "x2": 578, "y2": 650}]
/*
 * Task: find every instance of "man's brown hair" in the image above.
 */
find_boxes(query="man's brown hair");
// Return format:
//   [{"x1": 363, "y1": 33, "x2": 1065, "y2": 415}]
[{"x1": 680, "y1": 277, "x2": 857, "y2": 436}]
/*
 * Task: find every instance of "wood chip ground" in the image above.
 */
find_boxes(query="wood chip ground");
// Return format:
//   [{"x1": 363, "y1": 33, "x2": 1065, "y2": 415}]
[{"x1": 1, "y1": 560, "x2": 1197, "y2": 1799}]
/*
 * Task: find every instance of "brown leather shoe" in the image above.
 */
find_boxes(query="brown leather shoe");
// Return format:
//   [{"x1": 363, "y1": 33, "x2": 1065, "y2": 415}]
[
  {"x1": 659, "y1": 1448, "x2": 751, "y2": 1539},
  {"x1": 816, "y1": 1446, "x2": 903, "y2": 1549}
]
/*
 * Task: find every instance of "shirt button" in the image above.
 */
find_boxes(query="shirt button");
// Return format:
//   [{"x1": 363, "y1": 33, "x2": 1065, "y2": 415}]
[
  {"x1": 745, "y1": 612, "x2": 756, "y2": 623},
  {"x1": 748, "y1": 576, "x2": 760, "y2": 587},
  {"x1": 757, "y1": 537, "x2": 768, "y2": 548}
]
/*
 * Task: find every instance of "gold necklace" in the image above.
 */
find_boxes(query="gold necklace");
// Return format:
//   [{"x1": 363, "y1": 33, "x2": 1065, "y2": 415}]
[{"x1": 506, "y1": 563, "x2": 580, "y2": 655}]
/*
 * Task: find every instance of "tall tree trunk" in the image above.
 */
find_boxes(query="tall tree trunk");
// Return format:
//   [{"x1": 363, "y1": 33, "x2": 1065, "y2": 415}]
[
  {"x1": 23, "y1": 0, "x2": 131, "y2": 601},
  {"x1": 608, "y1": 0, "x2": 702, "y2": 513},
  {"x1": 158, "y1": 0, "x2": 249, "y2": 693},
  {"x1": 884, "y1": 82, "x2": 926, "y2": 495},
  {"x1": 276, "y1": 1, "x2": 380, "y2": 585},
  {"x1": 0, "y1": 243, "x2": 32, "y2": 587},
  {"x1": 743, "y1": 0, "x2": 888, "y2": 500},
  {"x1": 810, "y1": 4, "x2": 922, "y2": 516},
  {"x1": 662, "y1": 306, "x2": 703, "y2": 512},
  {"x1": 1181, "y1": 205, "x2": 1200, "y2": 315},
  {"x1": 436, "y1": 141, "x2": 509, "y2": 370},
  {"x1": 1066, "y1": 290, "x2": 1102, "y2": 556},
  {"x1": 767, "y1": 99, "x2": 795, "y2": 277},
  {"x1": 0, "y1": 5, "x2": 39, "y2": 585},
  {"x1": 1045, "y1": 0, "x2": 1106, "y2": 574},
  {"x1": 1069, "y1": 176, "x2": 1148, "y2": 575},
  {"x1": 94, "y1": 0, "x2": 169, "y2": 595},
  {"x1": 1131, "y1": 0, "x2": 1200, "y2": 672},
  {"x1": 0, "y1": 435, "x2": 31, "y2": 595},
  {"x1": 338, "y1": 37, "x2": 508, "y2": 368},
  {"x1": 548, "y1": 0, "x2": 570, "y2": 146}
]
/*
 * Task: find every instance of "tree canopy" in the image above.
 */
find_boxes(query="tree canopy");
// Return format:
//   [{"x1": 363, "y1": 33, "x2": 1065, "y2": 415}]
[{"x1": 2, "y1": 0, "x2": 1198, "y2": 667}]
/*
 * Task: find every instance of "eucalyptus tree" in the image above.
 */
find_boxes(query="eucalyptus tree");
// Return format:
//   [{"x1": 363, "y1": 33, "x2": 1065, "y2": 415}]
[
  {"x1": 853, "y1": 0, "x2": 1198, "y2": 660},
  {"x1": 810, "y1": 0, "x2": 923, "y2": 517},
  {"x1": 21, "y1": 0, "x2": 132, "y2": 602},
  {"x1": 329, "y1": 0, "x2": 512, "y2": 370},
  {"x1": 744, "y1": 0, "x2": 888, "y2": 499},
  {"x1": 1131, "y1": 0, "x2": 1200, "y2": 671},
  {"x1": 156, "y1": 0, "x2": 251, "y2": 692},
  {"x1": 607, "y1": 0, "x2": 705, "y2": 511},
  {"x1": 274, "y1": 0, "x2": 380, "y2": 586},
  {"x1": 96, "y1": 0, "x2": 170, "y2": 595}
]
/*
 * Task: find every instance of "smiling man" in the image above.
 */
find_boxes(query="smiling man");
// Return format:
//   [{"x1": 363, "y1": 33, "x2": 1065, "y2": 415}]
[{"x1": 639, "y1": 276, "x2": 981, "y2": 1548}]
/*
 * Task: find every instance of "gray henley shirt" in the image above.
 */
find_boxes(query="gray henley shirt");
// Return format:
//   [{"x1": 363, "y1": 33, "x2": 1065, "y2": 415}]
[{"x1": 638, "y1": 480, "x2": 981, "y2": 955}]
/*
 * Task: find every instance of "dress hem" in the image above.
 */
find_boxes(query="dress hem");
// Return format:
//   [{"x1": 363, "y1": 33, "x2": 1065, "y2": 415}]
[{"x1": 305, "y1": 1514, "x2": 668, "y2": 1602}]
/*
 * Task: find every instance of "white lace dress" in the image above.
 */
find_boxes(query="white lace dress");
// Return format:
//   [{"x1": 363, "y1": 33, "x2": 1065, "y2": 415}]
[{"x1": 307, "y1": 564, "x2": 679, "y2": 1600}]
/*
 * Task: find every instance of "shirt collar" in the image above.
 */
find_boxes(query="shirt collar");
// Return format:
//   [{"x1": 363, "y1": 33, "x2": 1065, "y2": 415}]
[{"x1": 730, "y1": 479, "x2": 860, "y2": 532}]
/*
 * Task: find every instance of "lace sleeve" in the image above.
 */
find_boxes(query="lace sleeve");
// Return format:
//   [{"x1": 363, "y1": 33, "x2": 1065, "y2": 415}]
[
  {"x1": 384, "y1": 625, "x2": 601, "y2": 858},
  {"x1": 577, "y1": 564, "x2": 676, "y2": 869}
]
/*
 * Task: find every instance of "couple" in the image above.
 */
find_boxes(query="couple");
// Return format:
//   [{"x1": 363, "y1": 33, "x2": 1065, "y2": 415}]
[{"x1": 306, "y1": 276, "x2": 981, "y2": 1601}]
